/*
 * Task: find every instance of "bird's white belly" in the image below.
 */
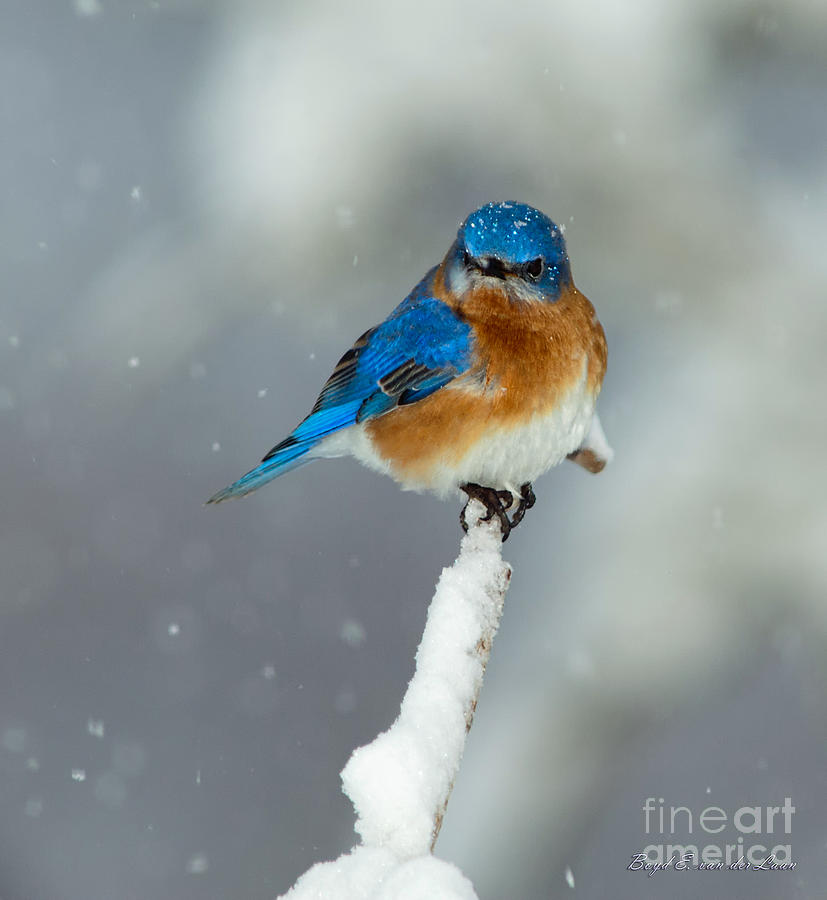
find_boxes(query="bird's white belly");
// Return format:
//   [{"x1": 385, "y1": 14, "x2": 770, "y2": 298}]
[{"x1": 443, "y1": 390, "x2": 596, "y2": 496}]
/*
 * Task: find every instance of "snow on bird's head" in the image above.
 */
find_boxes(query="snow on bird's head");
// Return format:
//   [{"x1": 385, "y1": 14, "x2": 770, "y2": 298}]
[
  {"x1": 454, "y1": 202, "x2": 572, "y2": 299},
  {"x1": 460, "y1": 202, "x2": 567, "y2": 268}
]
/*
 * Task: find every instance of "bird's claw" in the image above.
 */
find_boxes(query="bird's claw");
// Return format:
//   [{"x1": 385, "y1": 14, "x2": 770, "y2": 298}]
[
  {"x1": 509, "y1": 482, "x2": 536, "y2": 529},
  {"x1": 459, "y1": 482, "x2": 536, "y2": 542}
]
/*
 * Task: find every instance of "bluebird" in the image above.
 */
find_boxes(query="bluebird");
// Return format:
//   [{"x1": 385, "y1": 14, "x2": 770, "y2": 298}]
[{"x1": 208, "y1": 201, "x2": 611, "y2": 539}]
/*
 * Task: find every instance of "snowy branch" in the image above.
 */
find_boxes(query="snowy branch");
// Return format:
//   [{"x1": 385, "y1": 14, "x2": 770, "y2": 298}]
[{"x1": 280, "y1": 501, "x2": 512, "y2": 899}]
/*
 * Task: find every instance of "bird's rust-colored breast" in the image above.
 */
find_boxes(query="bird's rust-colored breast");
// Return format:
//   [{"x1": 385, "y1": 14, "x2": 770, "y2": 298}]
[
  {"x1": 455, "y1": 277, "x2": 607, "y2": 415},
  {"x1": 366, "y1": 273, "x2": 607, "y2": 482}
]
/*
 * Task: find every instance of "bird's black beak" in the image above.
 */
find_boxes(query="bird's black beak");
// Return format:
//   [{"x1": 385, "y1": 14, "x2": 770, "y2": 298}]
[{"x1": 477, "y1": 256, "x2": 507, "y2": 280}]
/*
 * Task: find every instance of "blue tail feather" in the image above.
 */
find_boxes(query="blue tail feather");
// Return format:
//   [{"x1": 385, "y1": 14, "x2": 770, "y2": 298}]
[{"x1": 206, "y1": 437, "x2": 315, "y2": 503}]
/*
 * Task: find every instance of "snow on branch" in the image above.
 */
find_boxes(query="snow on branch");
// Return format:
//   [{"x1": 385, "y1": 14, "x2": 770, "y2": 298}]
[{"x1": 280, "y1": 501, "x2": 512, "y2": 899}]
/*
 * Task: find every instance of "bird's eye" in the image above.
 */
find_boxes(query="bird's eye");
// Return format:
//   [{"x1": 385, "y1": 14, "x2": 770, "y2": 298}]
[
  {"x1": 462, "y1": 249, "x2": 473, "y2": 268},
  {"x1": 525, "y1": 257, "x2": 544, "y2": 280}
]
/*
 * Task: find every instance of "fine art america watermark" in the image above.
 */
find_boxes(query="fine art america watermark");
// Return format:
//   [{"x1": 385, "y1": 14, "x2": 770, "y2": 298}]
[{"x1": 628, "y1": 797, "x2": 797, "y2": 876}]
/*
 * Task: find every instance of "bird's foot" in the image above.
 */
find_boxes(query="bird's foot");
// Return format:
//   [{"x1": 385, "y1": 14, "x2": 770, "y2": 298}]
[
  {"x1": 459, "y1": 482, "x2": 536, "y2": 542},
  {"x1": 509, "y1": 483, "x2": 536, "y2": 529},
  {"x1": 460, "y1": 483, "x2": 513, "y2": 539}
]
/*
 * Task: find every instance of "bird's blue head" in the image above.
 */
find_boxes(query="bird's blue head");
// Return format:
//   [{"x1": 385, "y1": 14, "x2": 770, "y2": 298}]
[{"x1": 446, "y1": 201, "x2": 571, "y2": 303}]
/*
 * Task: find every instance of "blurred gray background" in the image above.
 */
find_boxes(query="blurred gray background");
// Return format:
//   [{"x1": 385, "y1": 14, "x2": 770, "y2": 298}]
[{"x1": 1, "y1": 0, "x2": 825, "y2": 898}]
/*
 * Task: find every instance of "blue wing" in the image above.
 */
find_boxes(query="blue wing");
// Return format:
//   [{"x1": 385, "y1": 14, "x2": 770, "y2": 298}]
[{"x1": 207, "y1": 278, "x2": 472, "y2": 503}]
